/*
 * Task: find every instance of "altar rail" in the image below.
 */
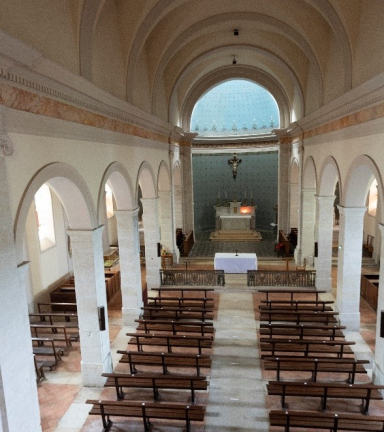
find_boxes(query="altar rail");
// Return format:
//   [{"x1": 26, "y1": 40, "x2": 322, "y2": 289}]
[
  {"x1": 160, "y1": 270, "x2": 225, "y2": 286},
  {"x1": 247, "y1": 270, "x2": 316, "y2": 287}
]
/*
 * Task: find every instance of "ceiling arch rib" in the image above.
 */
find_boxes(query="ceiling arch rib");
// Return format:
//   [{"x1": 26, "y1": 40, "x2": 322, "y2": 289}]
[
  {"x1": 160, "y1": 45, "x2": 304, "y2": 127},
  {"x1": 178, "y1": 66, "x2": 293, "y2": 132},
  {"x1": 303, "y1": 0, "x2": 352, "y2": 91},
  {"x1": 150, "y1": 12, "x2": 324, "y2": 110},
  {"x1": 79, "y1": 0, "x2": 107, "y2": 80}
]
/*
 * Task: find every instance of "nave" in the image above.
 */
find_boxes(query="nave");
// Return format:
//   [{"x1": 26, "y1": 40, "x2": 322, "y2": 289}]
[{"x1": 35, "y1": 263, "x2": 378, "y2": 432}]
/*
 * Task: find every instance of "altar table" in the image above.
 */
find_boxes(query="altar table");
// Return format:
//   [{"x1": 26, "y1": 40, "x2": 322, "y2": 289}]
[
  {"x1": 214, "y1": 252, "x2": 257, "y2": 273},
  {"x1": 220, "y1": 215, "x2": 251, "y2": 230}
]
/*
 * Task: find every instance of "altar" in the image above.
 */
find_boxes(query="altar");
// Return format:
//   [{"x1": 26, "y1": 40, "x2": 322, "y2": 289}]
[
  {"x1": 214, "y1": 252, "x2": 257, "y2": 273},
  {"x1": 209, "y1": 197, "x2": 262, "y2": 242}
]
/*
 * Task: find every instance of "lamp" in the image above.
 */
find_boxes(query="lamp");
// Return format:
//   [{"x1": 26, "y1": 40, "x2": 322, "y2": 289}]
[
  {"x1": 232, "y1": 56, "x2": 237, "y2": 65},
  {"x1": 233, "y1": 29, "x2": 239, "y2": 36}
]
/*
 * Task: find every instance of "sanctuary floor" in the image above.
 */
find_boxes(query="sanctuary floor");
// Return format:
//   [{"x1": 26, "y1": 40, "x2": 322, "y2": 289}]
[{"x1": 37, "y1": 260, "x2": 378, "y2": 432}]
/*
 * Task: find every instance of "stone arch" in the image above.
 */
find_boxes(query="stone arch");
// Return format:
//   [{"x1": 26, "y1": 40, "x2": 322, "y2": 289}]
[
  {"x1": 179, "y1": 67, "x2": 292, "y2": 131},
  {"x1": 97, "y1": 162, "x2": 136, "y2": 225},
  {"x1": 157, "y1": 160, "x2": 172, "y2": 192},
  {"x1": 303, "y1": 156, "x2": 317, "y2": 189},
  {"x1": 137, "y1": 161, "x2": 157, "y2": 199},
  {"x1": 14, "y1": 162, "x2": 96, "y2": 263},
  {"x1": 343, "y1": 155, "x2": 384, "y2": 222},
  {"x1": 318, "y1": 156, "x2": 342, "y2": 198}
]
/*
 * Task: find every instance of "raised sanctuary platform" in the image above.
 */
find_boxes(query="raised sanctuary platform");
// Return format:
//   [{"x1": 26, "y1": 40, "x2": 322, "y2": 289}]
[{"x1": 209, "y1": 199, "x2": 262, "y2": 242}]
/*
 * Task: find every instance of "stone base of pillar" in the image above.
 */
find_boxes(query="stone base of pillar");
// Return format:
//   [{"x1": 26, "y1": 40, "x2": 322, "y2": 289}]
[
  {"x1": 338, "y1": 312, "x2": 360, "y2": 331},
  {"x1": 315, "y1": 277, "x2": 333, "y2": 292},
  {"x1": 81, "y1": 354, "x2": 113, "y2": 387},
  {"x1": 373, "y1": 361, "x2": 384, "y2": 385},
  {"x1": 122, "y1": 306, "x2": 143, "y2": 326}
]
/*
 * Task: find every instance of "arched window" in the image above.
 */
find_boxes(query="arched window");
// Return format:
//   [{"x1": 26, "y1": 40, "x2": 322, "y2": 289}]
[
  {"x1": 190, "y1": 79, "x2": 279, "y2": 137},
  {"x1": 367, "y1": 179, "x2": 378, "y2": 216},
  {"x1": 105, "y1": 183, "x2": 114, "y2": 218},
  {"x1": 34, "y1": 184, "x2": 56, "y2": 251}
]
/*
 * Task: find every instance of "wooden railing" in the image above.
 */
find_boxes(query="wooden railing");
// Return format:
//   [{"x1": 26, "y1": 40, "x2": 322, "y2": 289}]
[
  {"x1": 247, "y1": 270, "x2": 316, "y2": 287},
  {"x1": 160, "y1": 270, "x2": 225, "y2": 286}
]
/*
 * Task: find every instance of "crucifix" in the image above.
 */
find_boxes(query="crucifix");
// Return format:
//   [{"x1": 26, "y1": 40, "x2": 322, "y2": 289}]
[{"x1": 228, "y1": 153, "x2": 242, "y2": 179}]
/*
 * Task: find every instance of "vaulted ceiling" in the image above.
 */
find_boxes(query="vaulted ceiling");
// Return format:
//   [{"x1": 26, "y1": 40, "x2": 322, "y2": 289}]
[{"x1": 1, "y1": 0, "x2": 383, "y2": 131}]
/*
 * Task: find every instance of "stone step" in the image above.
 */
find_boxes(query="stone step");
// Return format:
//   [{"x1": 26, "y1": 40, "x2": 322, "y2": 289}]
[{"x1": 209, "y1": 230, "x2": 262, "y2": 242}]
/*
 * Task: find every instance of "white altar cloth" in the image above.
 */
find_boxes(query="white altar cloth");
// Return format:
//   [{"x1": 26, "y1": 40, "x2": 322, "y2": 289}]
[{"x1": 214, "y1": 252, "x2": 257, "y2": 273}]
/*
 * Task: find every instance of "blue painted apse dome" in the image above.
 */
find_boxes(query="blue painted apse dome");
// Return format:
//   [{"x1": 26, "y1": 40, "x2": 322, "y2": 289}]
[{"x1": 190, "y1": 79, "x2": 279, "y2": 137}]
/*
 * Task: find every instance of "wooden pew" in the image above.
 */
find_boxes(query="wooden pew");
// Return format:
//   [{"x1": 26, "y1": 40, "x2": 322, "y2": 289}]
[
  {"x1": 267, "y1": 381, "x2": 384, "y2": 414},
  {"x1": 32, "y1": 337, "x2": 64, "y2": 370},
  {"x1": 262, "y1": 356, "x2": 369, "y2": 383},
  {"x1": 259, "y1": 310, "x2": 339, "y2": 325},
  {"x1": 260, "y1": 338, "x2": 355, "y2": 358},
  {"x1": 135, "y1": 319, "x2": 214, "y2": 336},
  {"x1": 102, "y1": 372, "x2": 207, "y2": 403},
  {"x1": 259, "y1": 300, "x2": 334, "y2": 312},
  {"x1": 29, "y1": 312, "x2": 79, "y2": 340},
  {"x1": 86, "y1": 399, "x2": 205, "y2": 432},
  {"x1": 258, "y1": 289, "x2": 326, "y2": 302},
  {"x1": 269, "y1": 410, "x2": 384, "y2": 431},
  {"x1": 147, "y1": 296, "x2": 214, "y2": 308},
  {"x1": 30, "y1": 324, "x2": 73, "y2": 351},
  {"x1": 127, "y1": 333, "x2": 213, "y2": 355},
  {"x1": 141, "y1": 306, "x2": 213, "y2": 321},
  {"x1": 37, "y1": 302, "x2": 77, "y2": 314},
  {"x1": 151, "y1": 287, "x2": 215, "y2": 298},
  {"x1": 118, "y1": 351, "x2": 211, "y2": 376},
  {"x1": 259, "y1": 323, "x2": 346, "y2": 340}
]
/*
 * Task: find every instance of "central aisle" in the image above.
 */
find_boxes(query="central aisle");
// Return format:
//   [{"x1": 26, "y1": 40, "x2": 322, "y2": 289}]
[{"x1": 205, "y1": 291, "x2": 269, "y2": 431}]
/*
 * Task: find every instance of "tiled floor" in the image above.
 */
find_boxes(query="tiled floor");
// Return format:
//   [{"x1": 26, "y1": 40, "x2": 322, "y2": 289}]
[{"x1": 36, "y1": 259, "x2": 379, "y2": 432}]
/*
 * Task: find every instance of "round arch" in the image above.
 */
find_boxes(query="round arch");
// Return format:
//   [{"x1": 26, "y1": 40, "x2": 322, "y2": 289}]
[
  {"x1": 14, "y1": 162, "x2": 97, "y2": 263},
  {"x1": 343, "y1": 155, "x2": 384, "y2": 223},
  {"x1": 318, "y1": 156, "x2": 342, "y2": 198},
  {"x1": 303, "y1": 156, "x2": 317, "y2": 189},
  {"x1": 97, "y1": 162, "x2": 136, "y2": 225},
  {"x1": 137, "y1": 161, "x2": 157, "y2": 199},
  {"x1": 158, "y1": 160, "x2": 172, "y2": 192},
  {"x1": 179, "y1": 67, "x2": 292, "y2": 131}
]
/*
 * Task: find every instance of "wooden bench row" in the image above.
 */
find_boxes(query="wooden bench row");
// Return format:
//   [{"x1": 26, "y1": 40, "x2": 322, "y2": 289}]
[
  {"x1": 135, "y1": 319, "x2": 214, "y2": 336},
  {"x1": 263, "y1": 356, "x2": 369, "y2": 384},
  {"x1": 103, "y1": 372, "x2": 207, "y2": 403},
  {"x1": 269, "y1": 410, "x2": 384, "y2": 431},
  {"x1": 267, "y1": 380, "x2": 384, "y2": 414},
  {"x1": 147, "y1": 296, "x2": 213, "y2": 308},
  {"x1": 141, "y1": 305, "x2": 213, "y2": 321},
  {"x1": 260, "y1": 323, "x2": 345, "y2": 340},
  {"x1": 86, "y1": 399, "x2": 204, "y2": 432}
]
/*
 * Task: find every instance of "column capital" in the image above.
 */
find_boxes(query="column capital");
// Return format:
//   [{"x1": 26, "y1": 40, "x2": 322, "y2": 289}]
[
  {"x1": 141, "y1": 197, "x2": 160, "y2": 205},
  {"x1": 316, "y1": 194, "x2": 335, "y2": 201},
  {"x1": 114, "y1": 208, "x2": 140, "y2": 218},
  {"x1": 66, "y1": 225, "x2": 104, "y2": 242},
  {"x1": 337, "y1": 205, "x2": 367, "y2": 217},
  {"x1": 302, "y1": 187, "x2": 316, "y2": 195}
]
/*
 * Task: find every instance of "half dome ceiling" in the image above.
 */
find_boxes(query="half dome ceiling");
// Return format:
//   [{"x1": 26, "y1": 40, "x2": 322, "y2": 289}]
[{"x1": 2, "y1": 1, "x2": 382, "y2": 133}]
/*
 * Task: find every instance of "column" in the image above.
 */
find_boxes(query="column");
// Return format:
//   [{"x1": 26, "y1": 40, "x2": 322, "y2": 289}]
[
  {"x1": 180, "y1": 135, "x2": 195, "y2": 234},
  {"x1": 101, "y1": 191, "x2": 110, "y2": 252},
  {"x1": 315, "y1": 196, "x2": 335, "y2": 291},
  {"x1": 67, "y1": 227, "x2": 113, "y2": 386},
  {"x1": 336, "y1": 206, "x2": 366, "y2": 330},
  {"x1": 299, "y1": 188, "x2": 316, "y2": 264},
  {"x1": 114, "y1": 209, "x2": 142, "y2": 324},
  {"x1": 278, "y1": 143, "x2": 290, "y2": 235},
  {"x1": 373, "y1": 224, "x2": 384, "y2": 384},
  {"x1": 159, "y1": 191, "x2": 177, "y2": 257},
  {"x1": 0, "y1": 157, "x2": 41, "y2": 432},
  {"x1": 141, "y1": 198, "x2": 161, "y2": 289}
]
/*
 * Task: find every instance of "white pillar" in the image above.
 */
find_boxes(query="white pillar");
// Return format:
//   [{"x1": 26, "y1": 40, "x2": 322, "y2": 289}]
[
  {"x1": 101, "y1": 191, "x2": 110, "y2": 252},
  {"x1": 180, "y1": 138, "x2": 194, "y2": 234},
  {"x1": 67, "y1": 227, "x2": 113, "y2": 386},
  {"x1": 300, "y1": 188, "x2": 316, "y2": 265},
  {"x1": 278, "y1": 144, "x2": 290, "y2": 235},
  {"x1": 0, "y1": 157, "x2": 41, "y2": 432},
  {"x1": 315, "y1": 196, "x2": 335, "y2": 291},
  {"x1": 114, "y1": 209, "x2": 143, "y2": 325},
  {"x1": 373, "y1": 224, "x2": 384, "y2": 384},
  {"x1": 289, "y1": 181, "x2": 300, "y2": 229},
  {"x1": 141, "y1": 198, "x2": 161, "y2": 289},
  {"x1": 336, "y1": 206, "x2": 366, "y2": 330},
  {"x1": 159, "y1": 191, "x2": 177, "y2": 256}
]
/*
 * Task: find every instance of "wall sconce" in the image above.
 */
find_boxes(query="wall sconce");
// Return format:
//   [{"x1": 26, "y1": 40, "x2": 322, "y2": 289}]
[{"x1": 232, "y1": 56, "x2": 237, "y2": 65}]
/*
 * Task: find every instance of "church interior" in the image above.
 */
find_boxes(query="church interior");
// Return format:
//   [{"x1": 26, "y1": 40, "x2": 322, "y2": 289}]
[{"x1": 1, "y1": 1, "x2": 384, "y2": 431}]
